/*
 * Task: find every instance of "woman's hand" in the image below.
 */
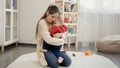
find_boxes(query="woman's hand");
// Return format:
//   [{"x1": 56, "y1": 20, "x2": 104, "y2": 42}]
[{"x1": 53, "y1": 33, "x2": 63, "y2": 39}]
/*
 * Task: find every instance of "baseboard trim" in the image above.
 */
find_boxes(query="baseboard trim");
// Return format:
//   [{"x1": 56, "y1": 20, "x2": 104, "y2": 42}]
[{"x1": 18, "y1": 43, "x2": 36, "y2": 46}]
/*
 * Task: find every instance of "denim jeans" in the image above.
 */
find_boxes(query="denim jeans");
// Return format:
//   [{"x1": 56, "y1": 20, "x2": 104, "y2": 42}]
[
  {"x1": 43, "y1": 41, "x2": 62, "y2": 58},
  {"x1": 44, "y1": 51, "x2": 71, "y2": 68}
]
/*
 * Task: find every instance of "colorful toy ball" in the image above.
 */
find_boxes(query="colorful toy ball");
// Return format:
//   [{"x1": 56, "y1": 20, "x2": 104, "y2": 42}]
[{"x1": 85, "y1": 50, "x2": 92, "y2": 56}]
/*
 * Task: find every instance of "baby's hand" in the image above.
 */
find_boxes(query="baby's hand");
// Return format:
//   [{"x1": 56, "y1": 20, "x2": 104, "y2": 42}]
[
  {"x1": 58, "y1": 57, "x2": 64, "y2": 63},
  {"x1": 39, "y1": 49, "x2": 47, "y2": 52}
]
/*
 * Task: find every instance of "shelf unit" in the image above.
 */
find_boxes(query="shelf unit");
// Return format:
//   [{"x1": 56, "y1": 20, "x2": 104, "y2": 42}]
[
  {"x1": 55, "y1": 0, "x2": 79, "y2": 49},
  {"x1": 0, "y1": 0, "x2": 19, "y2": 52}
]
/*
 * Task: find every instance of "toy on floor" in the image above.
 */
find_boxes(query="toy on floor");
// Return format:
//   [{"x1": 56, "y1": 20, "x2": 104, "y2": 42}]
[
  {"x1": 72, "y1": 53, "x2": 76, "y2": 57},
  {"x1": 85, "y1": 50, "x2": 92, "y2": 56}
]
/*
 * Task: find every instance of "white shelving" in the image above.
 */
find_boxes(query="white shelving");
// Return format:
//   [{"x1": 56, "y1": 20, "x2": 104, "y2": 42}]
[
  {"x1": 0, "y1": 0, "x2": 19, "y2": 52},
  {"x1": 55, "y1": 0, "x2": 79, "y2": 49},
  {"x1": 65, "y1": 23, "x2": 77, "y2": 26},
  {"x1": 64, "y1": 12, "x2": 78, "y2": 14}
]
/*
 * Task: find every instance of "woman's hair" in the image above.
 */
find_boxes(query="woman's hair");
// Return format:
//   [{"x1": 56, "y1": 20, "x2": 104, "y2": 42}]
[
  {"x1": 41, "y1": 5, "x2": 60, "y2": 19},
  {"x1": 36, "y1": 5, "x2": 60, "y2": 38}
]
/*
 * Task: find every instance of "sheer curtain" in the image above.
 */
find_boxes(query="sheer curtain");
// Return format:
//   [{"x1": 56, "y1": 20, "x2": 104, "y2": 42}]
[{"x1": 79, "y1": 0, "x2": 120, "y2": 44}]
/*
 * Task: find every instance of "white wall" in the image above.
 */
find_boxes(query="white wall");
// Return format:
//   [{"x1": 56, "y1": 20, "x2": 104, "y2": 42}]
[
  {"x1": 0, "y1": 0, "x2": 4, "y2": 45},
  {"x1": 19, "y1": 0, "x2": 51, "y2": 44}
]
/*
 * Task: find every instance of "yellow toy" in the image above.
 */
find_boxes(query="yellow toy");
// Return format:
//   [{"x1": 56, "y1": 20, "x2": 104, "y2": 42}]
[{"x1": 85, "y1": 50, "x2": 92, "y2": 56}]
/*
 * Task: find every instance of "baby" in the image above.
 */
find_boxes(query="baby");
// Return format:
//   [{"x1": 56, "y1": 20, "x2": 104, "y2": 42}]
[{"x1": 40, "y1": 18, "x2": 68, "y2": 63}]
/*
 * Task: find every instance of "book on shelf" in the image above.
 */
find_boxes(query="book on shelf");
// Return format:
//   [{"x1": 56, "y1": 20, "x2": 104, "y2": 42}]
[{"x1": 64, "y1": 3, "x2": 77, "y2": 12}]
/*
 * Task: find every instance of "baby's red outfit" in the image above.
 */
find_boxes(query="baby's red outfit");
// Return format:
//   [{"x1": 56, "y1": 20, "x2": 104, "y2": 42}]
[{"x1": 49, "y1": 25, "x2": 68, "y2": 36}]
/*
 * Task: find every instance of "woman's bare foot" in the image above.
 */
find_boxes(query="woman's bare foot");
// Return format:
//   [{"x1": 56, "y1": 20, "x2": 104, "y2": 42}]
[
  {"x1": 58, "y1": 57, "x2": 63, "y2": 63},
  {"x1": 39, "y1": 49, "x2": 47, "y2": 52}
]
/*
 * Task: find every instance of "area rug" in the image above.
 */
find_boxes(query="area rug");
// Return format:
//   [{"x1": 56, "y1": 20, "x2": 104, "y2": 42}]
[{"x1": 7, "y1": 51, "x2": 118, "y2": 68}]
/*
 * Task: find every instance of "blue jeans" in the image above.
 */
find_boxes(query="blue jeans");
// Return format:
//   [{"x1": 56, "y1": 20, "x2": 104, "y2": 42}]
[
  {"x1": 44, "y1": 51, "x2": 71, "y2": 68},
  {"x1": 43, "y1": 41, "x2": 62, "y2": 58}
]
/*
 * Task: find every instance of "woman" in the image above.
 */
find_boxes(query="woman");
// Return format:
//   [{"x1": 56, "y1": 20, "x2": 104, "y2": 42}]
[{"x1": 36, "y1": 5, "x2": 71, "y2": 68}]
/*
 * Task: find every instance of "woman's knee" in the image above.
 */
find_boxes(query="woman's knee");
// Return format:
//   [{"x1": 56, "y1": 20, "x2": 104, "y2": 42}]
[
  {"x1": 48, "y1": 63, "x2": 59, "y2": 68},
  {"x1": 44, "y1": 51, "x2": 59, "y2": 68},
  {"x1": 60, "y1": 53, "x2": 72, "y2": 67},
  {"x1": 63, "y1": 58, "x2": 71, "y2": 67}
]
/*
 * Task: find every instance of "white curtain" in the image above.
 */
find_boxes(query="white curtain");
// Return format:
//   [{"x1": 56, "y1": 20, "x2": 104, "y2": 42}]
[{"x1": 79, "y1": 0, "x2": 120, "y2": 44}]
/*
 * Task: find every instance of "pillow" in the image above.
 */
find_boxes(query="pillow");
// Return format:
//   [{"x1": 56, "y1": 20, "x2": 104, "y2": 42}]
[{"x1": 100, "y1": 35, "x2": 120, "y2": 42}]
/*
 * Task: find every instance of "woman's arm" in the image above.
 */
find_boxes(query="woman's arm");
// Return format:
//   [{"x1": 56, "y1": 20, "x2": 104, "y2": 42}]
[
  {"x1": 53, "y1": 33, "x2": 63, "y2": 38},
  {"x1": 38, "y1": 20, "x2": 64, "y2": 46}
]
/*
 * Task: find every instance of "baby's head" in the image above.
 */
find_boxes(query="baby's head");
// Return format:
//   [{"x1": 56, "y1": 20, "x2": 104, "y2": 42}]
[{"x1": 53, "y1": 17, "x2": 63, "y2": 26}]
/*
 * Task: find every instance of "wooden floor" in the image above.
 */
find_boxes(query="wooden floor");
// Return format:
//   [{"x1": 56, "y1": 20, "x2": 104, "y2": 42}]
[{"x1": 0, "y1": 43, "x2": 120, "y2": 68}]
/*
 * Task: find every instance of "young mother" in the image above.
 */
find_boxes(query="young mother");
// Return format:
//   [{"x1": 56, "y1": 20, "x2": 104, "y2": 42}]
[{"x1": 36, "y1": 5, "x2": 71, "y2": 68}]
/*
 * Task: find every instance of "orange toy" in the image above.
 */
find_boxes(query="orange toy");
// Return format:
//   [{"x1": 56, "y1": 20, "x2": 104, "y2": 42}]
[
  {"x1": 64, "y1": 18, "x2": 69, "y2": 23},
  {"x1": 85, "y1": 50, "x2": 92, "y2": 56}
]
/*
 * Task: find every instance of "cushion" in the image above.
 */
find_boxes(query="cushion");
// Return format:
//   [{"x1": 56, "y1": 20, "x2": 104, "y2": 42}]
[
  {"x1": 97, "y1": 35, "x2": 120, "y2": 53},
  {"x1": 100, "y1": 35, "x2": 120, "y2": 42}
]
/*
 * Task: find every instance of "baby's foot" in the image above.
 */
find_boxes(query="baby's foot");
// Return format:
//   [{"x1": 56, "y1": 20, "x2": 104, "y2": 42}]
[{"x1": 58, "y1": 57, "x2": 63, "y2": 63}]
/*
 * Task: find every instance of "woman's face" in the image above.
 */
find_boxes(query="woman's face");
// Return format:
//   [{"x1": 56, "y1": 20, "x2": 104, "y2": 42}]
[{"x1": 46, "y1": 13, "x2": 59, "y2": 24}]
